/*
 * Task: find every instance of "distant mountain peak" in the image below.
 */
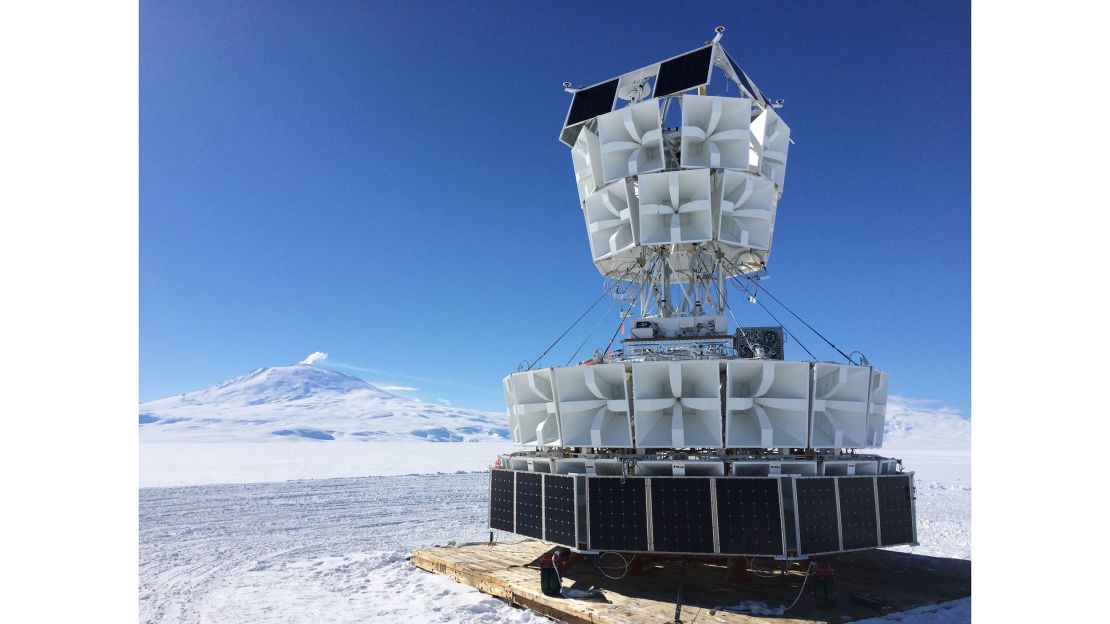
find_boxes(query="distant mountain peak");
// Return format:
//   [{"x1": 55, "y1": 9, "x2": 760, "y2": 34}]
[
  {"x1": 166, "y1": 364, "x2": 394, "y2": 407},
  {"x1": 140, "y1": 364, "x2": 509, "y2": 443}
]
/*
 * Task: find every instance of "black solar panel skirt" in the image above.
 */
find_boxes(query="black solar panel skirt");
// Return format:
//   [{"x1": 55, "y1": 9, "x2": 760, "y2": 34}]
[{"x1": 489, "y1": 471, "x2": 915, "y2": 555}]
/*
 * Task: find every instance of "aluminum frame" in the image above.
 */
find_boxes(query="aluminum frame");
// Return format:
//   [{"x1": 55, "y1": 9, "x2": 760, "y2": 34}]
[
  {"x1": 834, "y1": 476, "x2": 845, "y2": 552},
  {"x1": 909, "y1": 472, "x2": 918, "y2": 544},
  {"x1": 717, "y1": 45, "x2": 770, "y2": 109},
  {"x1": 709, "y1": 477, "x2": 721, "y2": 555},
  {"x1": 872, "y1": 475, "x2": 883, "y2": 547},
  {"x1": 776, "y1": 478, "x2": 789, "y2": 557}
]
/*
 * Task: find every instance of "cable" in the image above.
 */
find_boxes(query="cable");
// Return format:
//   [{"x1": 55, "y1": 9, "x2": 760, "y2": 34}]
[
  {"x1": 709, "y1": 562, "x2": 814, "y2": 619},
  {"x1": 745, "y1": 556, "x2": 787, "y2": 579},
  {"x1": 735, "y1": 269, "x2": 853, "y2": 363},
  {"x1": 563, "y1": 257, "x2": 648, "y2": 364},
  {"x1": 600, "y1": 301, "x2": 634, "y2": 359},
  {"x1": 723, "y1": 299, "x2": 763, "y2": 358},
  {"x1": 596, "y1": 552, "x2": 631, "y2": 580},
  {"x1": 599, "y1": 263, "x2": 654, "y2": 358},
  {"x1": 564, "y1": 294, "x2": 622, "y2": 365},
  {"x1": 782, "y1": 562, "x2": 817, "y2": 612},
  {"x1": 729, "y1": 272, "x2": 818, "y2": 361},
  {"x1": 525, "y1": 279, "x2": 623, "y2": 370},
  {"x1": 602, "y1": 286, "x2": 646, "y2": 357}
]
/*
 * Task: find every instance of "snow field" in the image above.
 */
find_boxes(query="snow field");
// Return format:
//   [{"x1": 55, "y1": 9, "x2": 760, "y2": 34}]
[
  {"x1": 140, "y1": 473, "x2": 550, "y2": 623},
  {"x1": 139, "y1": 439, "x2": 515, "y2": 488},
  {"x1": 140, "y1": 447, "x2": 968, "y2": 623}
]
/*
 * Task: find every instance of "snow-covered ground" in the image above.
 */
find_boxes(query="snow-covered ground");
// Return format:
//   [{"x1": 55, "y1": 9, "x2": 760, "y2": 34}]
[
  {"x1": 140, "y1": 440, "x2": 515, "y2": 488},
  {"x1": 139, "y1": 365, "x2": 970, "y2": 623},
  {"x1": 140, "y1": 473, "x2": 546, "y2": 623},
  {"x1": 139, "y1": 445, "x2": 968, "y2": 623}
]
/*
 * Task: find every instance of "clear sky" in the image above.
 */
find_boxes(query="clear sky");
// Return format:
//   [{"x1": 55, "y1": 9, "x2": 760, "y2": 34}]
[{"x1": 140, "y1": 0, "x2": 970, "y2": 415}]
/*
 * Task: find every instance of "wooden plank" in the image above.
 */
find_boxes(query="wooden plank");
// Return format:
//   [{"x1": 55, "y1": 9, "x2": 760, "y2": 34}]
[{"x1": 411, "y1": 540, "x2": 970, "y2": 624}]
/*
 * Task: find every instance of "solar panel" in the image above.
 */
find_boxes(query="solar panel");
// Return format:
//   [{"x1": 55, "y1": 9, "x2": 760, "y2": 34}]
[
  {"x1": 564, "y1": 79, "x2": 620, "y2": 128},
  {"x1": 796, "y1": 478, "x2": 840, "y2": 554},
  {"x1": 587, "y1": 477, "x2": 648, "y2": 552},
  {"x1": 715, "y1": 477, "x2": 785, "y2": 556},
  {"x1": 877, "y1": 475, "x2": 915, "y2": 546},
  {"x1": 650, "y1": 478, "x2": 714, "y2": 554},
  {"x1": 514, "y1": 471, "x2": 543, "y2": 539},
  {"x1": 654, "y1": 46, "x2": 713, "y2": 98},
  {"x1": 560, "y1": 125, "x2": 583, "y2": 147},
  {"x1": 489, "y1": 469, "x2": 515, "y2": 532},
  {"x1": 837, "y1": 477, "x2": 879, "y2": 550},
  {"x1": 543, "y1": 474, "x2": 577, "y2": 547},
  {"x1": 723, "y1": 50, "x2": 769, "y2": 108}
]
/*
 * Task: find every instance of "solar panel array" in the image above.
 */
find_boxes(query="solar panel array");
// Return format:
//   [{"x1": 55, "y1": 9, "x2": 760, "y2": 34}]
[
  {"x1": 792, "y1": 475, "x2": 918, "y2": 555},
  {"x1": 560, "y1": 44, "x2": 721, "y2": 145},
  {"x1": 489, "y1": 471, "x2": 915, "y2": 556}
]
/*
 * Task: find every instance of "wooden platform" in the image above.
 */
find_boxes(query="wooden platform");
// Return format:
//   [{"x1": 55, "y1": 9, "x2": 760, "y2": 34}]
[{"x1": 411, "y1": 540, "x2": 970, "y2": 624}]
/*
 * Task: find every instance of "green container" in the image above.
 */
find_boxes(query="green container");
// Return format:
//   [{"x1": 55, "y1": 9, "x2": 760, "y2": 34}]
[{"x1": 540, "y1": 566, "x2": 561, "y2": 597}]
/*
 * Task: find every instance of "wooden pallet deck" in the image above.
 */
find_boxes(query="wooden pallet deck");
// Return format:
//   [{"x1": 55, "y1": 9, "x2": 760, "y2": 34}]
[{"x1": 411, "y1": 540, "x2": 970, "y2": 624}]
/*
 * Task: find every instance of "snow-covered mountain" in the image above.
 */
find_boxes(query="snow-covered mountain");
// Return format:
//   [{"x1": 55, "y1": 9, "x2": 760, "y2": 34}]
[
  {"x1": 139, "y1": 364, "x2": 509, "y2": 442},
  {"x1": 882, "y1": 395, "x2": 970, "y2": 450}
]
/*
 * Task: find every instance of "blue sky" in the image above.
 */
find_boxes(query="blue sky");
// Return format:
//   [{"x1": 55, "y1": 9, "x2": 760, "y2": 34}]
[{"x1": 140, "y1": 0, "x2": 969, "y2": 415}]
